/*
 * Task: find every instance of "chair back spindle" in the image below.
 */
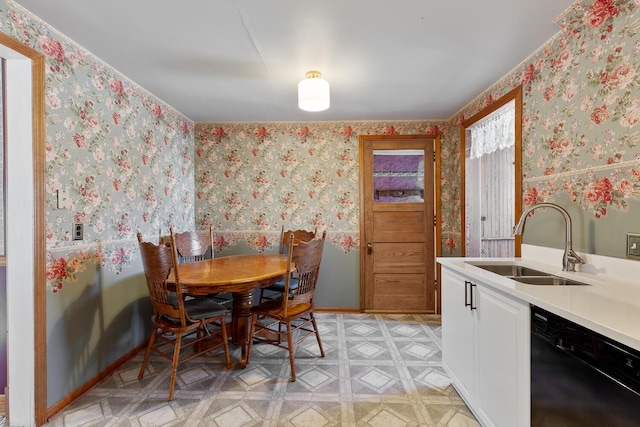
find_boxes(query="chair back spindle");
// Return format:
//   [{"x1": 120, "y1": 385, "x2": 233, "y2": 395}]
[
  {"x1": 259, "y1": 225, "x2": 318, "y2": 304},
  {"x1": 161, "y1": 226, "x2": 215, "y2": 264},
  {"x1": 281, "y1": 230, "x2": 325, "y2": 316}
]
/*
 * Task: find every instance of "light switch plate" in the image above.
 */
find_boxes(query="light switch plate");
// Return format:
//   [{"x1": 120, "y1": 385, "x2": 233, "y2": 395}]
[
  {"x1": 626, "y1": 233, "x2": 640, "y2": 259},
  {"x1": 57, "y1": 189, "x2": 70, "y2": 209}
]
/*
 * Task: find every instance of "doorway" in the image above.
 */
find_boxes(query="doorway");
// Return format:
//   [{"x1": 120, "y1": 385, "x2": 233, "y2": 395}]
[
  {"x1": 359, "y1": 135, "x2": 436, "y2": 313},
  {"x1": 461, "y1": 86, "x2": 523, "y2": 258},
  {"x1": 0, "y1": 32, "x2": 47, "y2": 426}
]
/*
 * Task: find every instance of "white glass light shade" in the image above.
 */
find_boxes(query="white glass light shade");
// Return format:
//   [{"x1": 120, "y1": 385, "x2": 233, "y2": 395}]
[{"x1": 298, "y1": 71, "x2": 330, "y2": 112}]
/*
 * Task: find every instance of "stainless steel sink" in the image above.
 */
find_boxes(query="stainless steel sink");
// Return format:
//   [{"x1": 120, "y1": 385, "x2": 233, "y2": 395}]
[
  {"x1": 511, "y1": 276, "x2": 589, "y2": 286},
  {"x1": 468, "y1": 263, "x2": 551, "y2": 277},
  {"x1": 467, "y1": 262, "x2": 589, "y2": 286}
]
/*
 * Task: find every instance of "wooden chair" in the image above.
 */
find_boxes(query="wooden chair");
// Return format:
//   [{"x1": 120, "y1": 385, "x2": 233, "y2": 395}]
[
  {"x1": 259, "y1": 225, "x2": 318, "y2": 303},
  {"x1": 278, "y1": 225, "x2": 317, "y2": 254},
  {"x1": 247, "y1": 231, "x2": 326, "y2": 381},
  {"x1": 172, "y1": 226, "x2": 214, "y2": 263},
  {"x1": 165, "y1": 226, "x2": 232, "y2": 307},
  {"x1": 137, "y1": 230, "x2": 231, "y2": 401}
]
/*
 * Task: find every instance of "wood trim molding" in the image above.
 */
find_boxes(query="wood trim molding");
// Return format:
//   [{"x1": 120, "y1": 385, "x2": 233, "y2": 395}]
[
  {"x1": 459, "y1": 124, "x2": 467, "y2": 257},
  {"x1": 513, "y1": 88, "x2": 523, "y2": 257},
  {"x1": 358, "y1": 135, "x2": 366, "y2": 311},
  {"x1": 434, "y1": 134, "x2": 442, "y2": 314},
  {"x1": 33, "y1": 49, "x2": 47, "y2": 427},
  {"x1": 314, "y1": 307, "x2": 361, "y2": 313},
  {"x1": 461, "y1": 86, "x2": 522, "y2": 129}
]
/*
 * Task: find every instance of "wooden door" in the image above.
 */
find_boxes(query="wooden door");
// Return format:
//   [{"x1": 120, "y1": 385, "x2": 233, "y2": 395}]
[{"x1": 359, "y1": 135, "x2": 435, "y2": 312}]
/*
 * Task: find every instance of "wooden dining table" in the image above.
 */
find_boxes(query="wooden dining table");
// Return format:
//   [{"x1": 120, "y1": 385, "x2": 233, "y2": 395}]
[{"x1": 168, "y1": 253, "x2": 290, "y2": 367}]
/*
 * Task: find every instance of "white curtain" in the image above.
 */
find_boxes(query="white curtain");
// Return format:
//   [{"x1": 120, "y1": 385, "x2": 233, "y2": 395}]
[
  {"x1": 466, "y1": 101, "x2": 515, "y2": 257},
  {"x1": 470, "y1": 106, "x2": 515, "y2": 159}
]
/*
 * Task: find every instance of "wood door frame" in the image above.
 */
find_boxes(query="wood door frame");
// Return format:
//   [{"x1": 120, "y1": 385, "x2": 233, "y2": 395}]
[
  {"x1": 460, "y1": 86, "x2": 523, "y2": 257},
  {"x1": 434, "y1": 133, "x2": 442, "y2": 314},
  {"x1": 0, "y1": 32, "x2": 47, "y2": 426},
  {"x1": 358, "y1": 134, "x2": 440, "y2": 312}
]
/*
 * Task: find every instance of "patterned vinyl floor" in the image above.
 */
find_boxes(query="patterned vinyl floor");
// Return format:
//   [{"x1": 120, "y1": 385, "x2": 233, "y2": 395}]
[{"x1": 41, "y1": 313, "x2": 479, "y2": 427}]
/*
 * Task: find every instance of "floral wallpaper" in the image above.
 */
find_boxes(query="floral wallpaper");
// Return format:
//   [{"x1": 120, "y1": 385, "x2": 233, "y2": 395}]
[
  {"x1": 522, "y1": 0, "x2": 640, "y2": 218},
  {"x1": 4, "y1": 0, "x2": 638, "y2": 289},
  {"x1": 195, "y1": 121, "x2": 448, "y2": 254},
  {"x1": 438, "y1": 128, "x2": 463, "y2": 256},
  {"x1": 443, "y1": 0, "x2": 640, "y2": 256},
  {"x1": 0, "y1": 3, "x2": 195, "y2": 292}
]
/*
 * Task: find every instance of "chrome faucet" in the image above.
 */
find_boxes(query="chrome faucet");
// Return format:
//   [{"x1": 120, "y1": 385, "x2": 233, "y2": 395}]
[{"x1": 513, "y1": 202, "x2": 585, "y2": 272}]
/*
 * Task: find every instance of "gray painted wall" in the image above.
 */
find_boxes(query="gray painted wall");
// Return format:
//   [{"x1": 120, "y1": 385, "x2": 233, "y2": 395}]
[
  {"x1": 219, "y1": 242, "x2": 360, "y2": 308},
  {"x1": 46, "y1": 261, "x2": 150, "y2": 406}
]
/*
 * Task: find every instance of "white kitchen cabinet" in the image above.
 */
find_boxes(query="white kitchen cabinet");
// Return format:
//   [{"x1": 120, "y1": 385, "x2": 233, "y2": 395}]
[
  {"x1": 441, "y1": 268, "x2": 475, "y2": 402},
  {"x1": 441, "y1": 267, "x2": 530, "y2": 427}
]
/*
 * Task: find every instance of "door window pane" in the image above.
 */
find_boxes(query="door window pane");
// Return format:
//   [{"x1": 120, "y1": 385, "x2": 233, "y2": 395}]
[{"x1": 373, "y1": 149, "x2": 424, "y2": 203}]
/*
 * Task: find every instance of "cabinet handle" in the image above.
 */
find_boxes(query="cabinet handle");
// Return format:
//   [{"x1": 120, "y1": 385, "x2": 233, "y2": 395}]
[
  {"x1": 367, "y1": 243, "x2": 373, "y2": 254},
  {"x1": 470, "y1": 283, "x2": 477, "y2": 310},
  {"x1": 464, "y1": 280, "x2": 472, "y2": 308}
]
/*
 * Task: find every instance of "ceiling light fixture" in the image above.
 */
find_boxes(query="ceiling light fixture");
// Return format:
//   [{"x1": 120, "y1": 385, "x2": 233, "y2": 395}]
[{"x1": 298, "y1": 70, "x2": 330, "y2": 112}]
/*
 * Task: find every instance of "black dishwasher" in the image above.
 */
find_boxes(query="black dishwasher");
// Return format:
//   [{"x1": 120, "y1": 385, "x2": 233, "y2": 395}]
[{"x1": 531, "y1": 305, "x2": 640, "y2": 426}]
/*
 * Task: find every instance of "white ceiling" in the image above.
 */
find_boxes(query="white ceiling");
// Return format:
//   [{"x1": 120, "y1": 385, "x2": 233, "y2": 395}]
[{"x1": 13, "y1": 0, "x2": 574, "y2": 123}]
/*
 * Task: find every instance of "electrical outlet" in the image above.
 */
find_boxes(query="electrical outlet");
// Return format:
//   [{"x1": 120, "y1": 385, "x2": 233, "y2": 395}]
[
  {"x1": 627, "y1": 233, "x2": 640, "y2": 259},
  {"x1": 73, "y1": 223, "x2": 84, "y2": 241}
]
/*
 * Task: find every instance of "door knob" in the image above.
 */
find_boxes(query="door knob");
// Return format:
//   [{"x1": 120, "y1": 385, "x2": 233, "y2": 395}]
[{"x1": 367, "y1": 243, "x2": 373, "y2": 254}]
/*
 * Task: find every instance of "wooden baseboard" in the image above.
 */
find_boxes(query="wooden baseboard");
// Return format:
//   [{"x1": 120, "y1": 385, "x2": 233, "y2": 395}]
[
  {"x1": 363, "y1": 310, "x2": 438, "y2": 314},
  {"x1": 314, "y1": 307, "x2": 361, "y2": 313},
  {"x1": 314, "y1": 308, "x2": 441, "y2": 317},
  {"x1": 46, "y1": 340, "x2": 147, "y2": 421},
  {"x1": 0, "y1": 392, "x2": 6, "y2": 416}
]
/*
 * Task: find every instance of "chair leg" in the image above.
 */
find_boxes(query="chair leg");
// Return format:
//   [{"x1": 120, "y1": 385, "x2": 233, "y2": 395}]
[
  {"x1": 246, "y1": 313, "x2": 257, "y2": 365},
  {"x1": 220, "y1": 316, "x2": 231, "y2": 369},
  {"x1": 286, "y1": 321, "x2": 296, "y2": 382},
  {"x1": 138, "y1": 328, "x2": 158, "y2": 380},
  {"x1": 310, "y1": 312, "x2": 325, "y2": 357},
  {"x1": 167, "y1": 332, "x2": 183, "y2": 401}
]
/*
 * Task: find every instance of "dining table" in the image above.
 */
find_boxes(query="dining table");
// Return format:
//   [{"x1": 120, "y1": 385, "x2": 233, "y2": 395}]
[{"x1": 168, "y1": 253, "x2": 290, "y2": 367}]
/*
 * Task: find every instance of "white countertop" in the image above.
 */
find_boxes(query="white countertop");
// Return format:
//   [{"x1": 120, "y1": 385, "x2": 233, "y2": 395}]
[{"x1": 438, "y1": 255, "x2": 640, "y2": 351}]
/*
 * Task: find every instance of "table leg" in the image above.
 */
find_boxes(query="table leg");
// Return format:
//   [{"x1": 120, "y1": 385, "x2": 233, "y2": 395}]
[{"x1": 231, "y1": 290, "x2": 253, "y2": 368}]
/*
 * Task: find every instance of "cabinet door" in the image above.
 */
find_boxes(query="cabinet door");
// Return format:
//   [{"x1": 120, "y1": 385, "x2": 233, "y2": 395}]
[
  {"x1": 441, "y1": 269, "x2": 475, "y2": 403},
  {"x1": 475, "y1": 285, "x2": 530, "y2": 427}
]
